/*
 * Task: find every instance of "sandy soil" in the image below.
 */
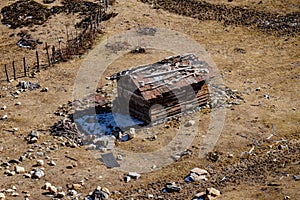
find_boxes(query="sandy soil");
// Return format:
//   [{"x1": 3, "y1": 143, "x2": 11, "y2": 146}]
[{"x1": 0, "y1": 0, "x2": 299, "y2": 199}]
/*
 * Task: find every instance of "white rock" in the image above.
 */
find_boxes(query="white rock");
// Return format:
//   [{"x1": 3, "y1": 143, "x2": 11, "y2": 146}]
[
  {"x1": 128, "y1": 172, "x2": 141, "y2": 179},
  {"x1": 1, "y1": 115, "x2": 8, "y2": 120},
  {"x1": 0, "y1": 193, "x2": 5, "y2": 200},
  {"x1": 207, "y1": 187, "x2": 221, "y2": 197},
  {"x1": 48, "y1": 160, "x2": 56, "y2": 166},
  {"x1": 36, "y1": 160, "x2": 44, "y2": 166},
  {"x1": 15, "y1": 102, "x2": 21, "y2": 106},
  {"x1": 56, "y1": 191, "x2": 65, "y2": 198},
  {"x1": 68, "y1": 189, "x2": 77, "y2": 196},
  {"x1": 49, "y1": 185, "x2": 57, "y2": 194},
  {"x1": 15, "y1": 165, "x2": 25, "y2": 174},
  {"x1": 186, "y1": 120, "x2": 196, "y2": 127},
  {"x1": 190, "y1": 168, "x2": 209, "y2": 176},
  {"x1": 1, "y1": 105, "x2": 7, "y2": 110},
  {"x1": 42, "y1": 182, "x2": 52, "y2": 190}
]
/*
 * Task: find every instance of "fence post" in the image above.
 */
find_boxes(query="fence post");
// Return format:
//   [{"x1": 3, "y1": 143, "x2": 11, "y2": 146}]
[
  {"x1": 45, "y1": 43, "x2": 50, "y2": 68},
  {"x1": 12, "y1": 61, "x2": 16, "y2": 80},
  {"x1": 36, "y1": 50, "x2": 40, "y2": 72},
  {"x1": 4, "y1": 64, "x2": 9, "y2": 82},
  {"x1": 23, "y1": 57, "x2": 27, "y2": 77}
]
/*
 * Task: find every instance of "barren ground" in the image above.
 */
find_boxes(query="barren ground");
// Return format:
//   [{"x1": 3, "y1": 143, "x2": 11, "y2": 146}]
[{"x1": 0, "y1": 0, "x2": 299, "y2": 199}]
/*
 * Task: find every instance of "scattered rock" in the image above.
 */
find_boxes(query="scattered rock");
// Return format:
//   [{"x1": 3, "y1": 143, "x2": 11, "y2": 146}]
[
  {"x1": 124, "y1": 176, "x2": 131, "y2": 183},
  {"x1": 128, "y1": 172, "x2": 141, "y2": 180},
  {"x1": 193, "y1": 188, "x2": 221, "y2": 200},
  {"x1": 23, "y1": 173, "x2": 31, "y2": 178},
  {"x1": 207, "y1": 187, "x2": 221, "y2": 197},
  {"x1": 15, "y1": 165, "x2": 25, "y2": 174},
  {"x1": 15, "y1": 102, "x2": 21, "y2": 106},
  {"x1": 17, "y1": 81, "x2": 41, "y2": 90},
  {"x1": 90, "y1": 186, "x2": 110, "y2": 200},
  {"x1": 42, "y1": 182, "x2": 52, "y2": 190},
  {"x1": 128, "y1": 128, "x2": 136, "y2": 139},
  {"x1": 0, "y1": 193, "x2": 5, "y2": 200},
  {"x1": 56, "y1": 191, "x2": 65, "y2": 198},
  {"x1": 40, "y1": 87, "x2": 49, "y2": 92},
  {"x1": 293, "y1": 175, "x2": 300, "y2": 181},
  {"x1": 49, "y1": 185, "x2": 57, "y2": 194},
  {"x1": 72, "y1": 183, "x2": 82, "y2": 190},
  {"x1": 163, "y1": 182, "x2": 181, "y2": 193},
  {"x1": 32, "y1": 168, "x2": 44, "y2": 179},
  {"x1": 1, "y1": 105, "x2": 7, "y2": 110},
  {"x1": 26, "y1": 131, "x2": 39, "y2": 144},
  {"x1": 68, "y1": 189, "x2": 77, "y2": 196},
  {"x1": 36, "y1": 159, "x2": 44, "y2": 166},
  {"x1": 185, "y1": 168, "x2": 209, "y2": 182},
  {"x1": 1, "y1": 115, "x2": 8, "y2": 120},
  {"x1": 185, "y1": 120, "x2": 195, "y2": 127},
  {"x1": 48, "y1": 160, "x2": 56, "y2": 166}
]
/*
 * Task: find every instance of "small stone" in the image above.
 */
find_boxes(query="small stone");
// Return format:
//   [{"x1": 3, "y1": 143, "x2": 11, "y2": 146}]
[
  {"x1": 49, "y1": 185, "x2": 57, "y2": 194},
  {"x1": 164, "y1": 182, "x2": 181, "y2": 193},
  {"x1": 15, "y1": 165, "x2": 25, "y2": 174},
  {"x1": 11, "y1": 192, "x2": 19, "y2": 197},
  {"x1": 117, "y1": 155, "x2": 123, "y2": 160},
  {"x1": 23, "y1": 173, "x2": 31, "y2": 178},
  {"x1": 68, "y1": 189, "x2": 77, "y2": 196},
  {"x1": 92, "y1": 187, "x2": 109, "y2": 199},
  {"x1": 263, "y1": 94, "x2": 270, "y2": 99},
  {"x1": 56, "y1": 191, "x2": 65, "y2": 198},
  {"x1": 190, "y1": 168, "x2": 209, "y2": 176},
  {"x1": 128, "y1": 172, "x2": 141, "y2": 180},
  {"x1": 15, "y1": 102, "x2": 21, "y2": 106},
  {"x1": 40, "y1": 87, "x2": 49, "y2": 92},
  {"x1": 206, "y1": 187, "x2": 221, "y2": 197},
  {"x1": 42, "y1": 182, "x2": 52, "y2": 190},
  {"x1": 0, "y1": 193, "x2": 5, "y2": 200},
  {"x1": 32, "y1": 168, "x2": 44, "y2": 179},
  {"x1": 48, "y1": 160, "x2": 56, "y2": 166},
  {"x1": 29, "y1": 130, "x2": 39, "y2": 138},
  {"x1": 1, "y1": 105, "x2": 7, "y2": 110},
  {"x1": 128, "y1": 128, "x2": 136, "y2": 139},
  {"x1": 228, "y1": 154, "x2": 234, "y2": 158},
  {"x1": 193, "y1": 191, "x2": 206, "y2": 199},
  {"x1": 36, "y1": 152, "x2": 44, "y2": 157},
  {"x1": 185, "y1": 120, "x2": 195, "y2": 127},
  {"x1": 293, "y1": 175, "x2": 300, "y2": 181},
  {"x1": 101, "y1": 187, "x2": 110, "y2": 195},
  {"x1": 6, "y1": 189, "x2": 14, "y2": 193},
  {"x1": 1, "y1": 115, "x2": 8, "y2": 120},
  {"x1": 36, "y1": 160, "x2": 44, "y2": 166},
  {"x1": 148, "y1": 194, "x2": 154, "y2": 198},
  {"x1": 12, "y1": 186, "x2": 17, "y2": 190},
  {"x1": 5, "y1": 170, "x2": 16, "y2": 176},
  {"x1": 72, "y1": 184, "x2": 82, "y2": 190},
  {"x1": 124, "y1": 176, "x2": 131, "y2": 183}
]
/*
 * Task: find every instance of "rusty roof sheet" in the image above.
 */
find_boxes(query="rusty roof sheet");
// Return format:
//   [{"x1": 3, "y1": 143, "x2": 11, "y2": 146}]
[{"x1": 123, "y1": 54, "x2": 213, "y2": 101}]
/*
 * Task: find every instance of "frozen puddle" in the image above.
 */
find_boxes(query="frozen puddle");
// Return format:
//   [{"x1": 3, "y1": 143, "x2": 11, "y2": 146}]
[{"x1": 74, "y1": 112, "x2": 144, "y2": 136}]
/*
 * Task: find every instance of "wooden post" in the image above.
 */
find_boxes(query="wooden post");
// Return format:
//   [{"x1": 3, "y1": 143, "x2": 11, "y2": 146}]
[
  {"x1": 4, "y1": 64, "x2": 9, "y2": 82},
  {"x1": 66, "y1": 25, "x2": 69, "y2": 49},
  {"x1": 12, "y1": 61, "x2": 16, "y2": 80},
  {"x1": 45, "y1": 43, "x2": 51, "y2": 68},
  {"x1": 36, "y1": 50, "x2": 40, "y2": 72},
  {"x1": 23, "y1": 57, "x2": 27, "y2": 77},
  {"x1": 52, "y1": 46, "x2": 56, "y2": 64}
]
